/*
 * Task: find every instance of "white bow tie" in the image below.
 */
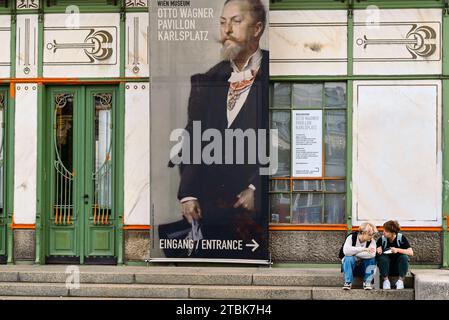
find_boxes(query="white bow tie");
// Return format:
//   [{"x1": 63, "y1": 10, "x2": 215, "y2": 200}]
[{"x1": 228, "y1": 69, "x2": 254, "y2": 83}]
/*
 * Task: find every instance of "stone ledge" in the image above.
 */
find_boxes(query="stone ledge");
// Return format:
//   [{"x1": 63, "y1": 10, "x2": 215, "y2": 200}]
[
  {"x1": 414, "y1": 270, "x2": 449, "y2": 300},
  {"x1": 0, "y1": 272, "x2": 19, "y2": 282},
  {"x1": 312, "y1": 287, "x2": 415, "y2": 300},
  {"x1": 189, "y1": 286, "x2": 313, "y2": 300},
  {"x1": 18, "y1": 271, "x2": 135, "y2": 284},
  {"x1": 135, "y1": 272, "x2": 252, "y2": 285},
  {"x1": 0, "y1": 283, "x2": 68, "y2": 297},
  {"x1": 69, "y1": 284, "x2": 190, "y2": 298}
]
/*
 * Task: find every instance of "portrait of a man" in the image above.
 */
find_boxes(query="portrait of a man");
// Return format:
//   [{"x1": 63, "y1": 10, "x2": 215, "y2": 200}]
[{"x1": 172, "y1": 0, "x2": 270, "y2": 260}]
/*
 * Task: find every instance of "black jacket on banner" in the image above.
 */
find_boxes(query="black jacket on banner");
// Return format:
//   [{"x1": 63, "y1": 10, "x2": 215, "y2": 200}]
[{"x1": 174, "y1": 50, "x2": 270, "y2": 260}]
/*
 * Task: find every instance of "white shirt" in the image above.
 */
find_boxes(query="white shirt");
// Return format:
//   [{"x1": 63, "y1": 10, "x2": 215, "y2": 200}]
[
  {"x1": 227, "y1": 48, "x2": 262, "y2": 127},
  {"x1": 342, "y1": 234, "x2": 377, "y2": 260}
]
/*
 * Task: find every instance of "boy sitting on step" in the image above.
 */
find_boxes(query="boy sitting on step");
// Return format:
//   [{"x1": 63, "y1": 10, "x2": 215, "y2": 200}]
[
  {"x1": 376, "y1": 220, "x2": 413, "y2": 290},
  {"x1": 340, "y1": 222, "x2": 377, "y2": 290}
]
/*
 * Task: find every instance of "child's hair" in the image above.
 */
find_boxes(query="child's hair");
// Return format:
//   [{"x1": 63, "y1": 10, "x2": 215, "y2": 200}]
[{"x1": 383, "y1": 220, "x2": 400, "y2": 234}]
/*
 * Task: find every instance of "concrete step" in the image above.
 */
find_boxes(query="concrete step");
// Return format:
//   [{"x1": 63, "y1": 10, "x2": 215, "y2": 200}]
[
  {"x1": 312, "y1": 287, "x2": 415, "y2": 300},
  {"x1": 0, "y1": 266, "x2": 414, "y2": 288},
  {"x1": 0, "y1": 282, "x2": 415, "y2": 300}
]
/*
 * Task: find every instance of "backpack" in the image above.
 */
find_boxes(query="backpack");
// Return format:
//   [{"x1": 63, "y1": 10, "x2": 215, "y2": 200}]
[
  {"x1": 381, "y1": 233, "x2": 403, "y2": 250},
  {"x1": 338, "y1": 232, "x2": 372, "y2": 260}
]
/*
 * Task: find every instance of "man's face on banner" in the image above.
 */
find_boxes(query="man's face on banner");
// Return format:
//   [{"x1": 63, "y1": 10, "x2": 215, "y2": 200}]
[{"x1": 219, "y1": 0, "x2": 259, "y2": 61}]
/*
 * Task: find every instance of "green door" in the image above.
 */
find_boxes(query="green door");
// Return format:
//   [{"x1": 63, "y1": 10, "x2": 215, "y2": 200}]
[
  {"x1": 0, "y1": 89, "x2": 7, "y2": 264},
  {"x1": 45, "y1": 86, "x2": 119, "y2": 264}
]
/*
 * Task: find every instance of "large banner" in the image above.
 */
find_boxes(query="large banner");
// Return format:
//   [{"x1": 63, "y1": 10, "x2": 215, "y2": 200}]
[{"x1": 150, "y1": 0, "x2": 271, "y2": 263}]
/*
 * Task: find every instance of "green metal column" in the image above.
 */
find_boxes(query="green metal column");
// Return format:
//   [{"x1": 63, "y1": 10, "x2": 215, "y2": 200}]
[
  {"x1": 443, "y1": 79, "x2": 449, "y2": 269},
  {"x1": 6, "y1": 9, "x2": 17, "y2": 265},
  {"x1": 345, "y1": 5, "x2": 354, "y2": 233},
  {"x1": 442, "y1": 8, "x2": 449, "y2": 269},
  {"x1": 116, "y1": 0, "x2": 126, "y2": 265},
  {"x1": 35, "y1": 5, "x2": 45, "y2": 265}
]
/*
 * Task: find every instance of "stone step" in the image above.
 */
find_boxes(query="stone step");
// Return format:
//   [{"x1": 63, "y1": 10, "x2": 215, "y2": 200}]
[
  {"x1": 0, "y1": 282, "x2": 414, "y2": 300},
  {"x1": 312, "y1": 287, "x2": 415, "y2": 300},
  {"x1": 0, "y1": 266, "x2": 414, "y2": 288},
  {"x1": 192, "y1": 286, "x2": 414, "y2": 300}
]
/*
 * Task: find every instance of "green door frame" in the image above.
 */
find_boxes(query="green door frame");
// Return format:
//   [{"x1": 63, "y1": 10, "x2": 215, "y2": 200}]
[
  {"x1": 0, "y1": 88, "x2": 8, "y2": 264},
  {"x1": 42, "y1": 85, "x2": 120, "y2": 264}
]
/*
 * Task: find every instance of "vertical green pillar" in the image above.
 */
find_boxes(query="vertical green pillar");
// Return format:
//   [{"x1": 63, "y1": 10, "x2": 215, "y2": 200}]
[
  {"x1": 6, "y1": 10, "x2": 17, "y2": 265},
  {"x1": 443, "y1": 79, "x2": 449, "y2": 269},
  {"x1": 116, "y1": 0, "x2": 126, "y2": 265},
  {"x1": 36, "y1": 83, "x2": 44, "y2": 265},
  {"x1": 345, "y1": 6, "x2": 354, "y2": 233},
  {"x1": 442, "y1": 9, "x2": 449, "y2": 269},
  {"x1": 35, "y1": 6, "x2": 45, "y2": 265}
]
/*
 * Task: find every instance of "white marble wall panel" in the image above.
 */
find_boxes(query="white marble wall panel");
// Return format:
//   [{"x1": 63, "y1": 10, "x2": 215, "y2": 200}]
[
  {"x1": 126, "y1": 13, "x2": 149, "y2": 77},
  {"x1": 16, "y1": 15, "x2": 38, "y2": 78},
  {"x1": 270, "y1": 10, "x2": 347, "y2": 76},
  {"x1": 352, "y1": 80, "x2": 442, "y2": 227},
  {"x1": 354, "y1": 9, "x2": 442, "y2": 75},
  {"x1": 43, "y1": 13, "x2": 120, "y2": 78},
  {"x1": 124, "y1": 83, "x2": 150, "y2": 225},
  {"x1": 0, "y1": 15, "x2": 10, "y2": 78},
  {"x1": 14, "y1": 84, "x2": 38, "y2": 224}
]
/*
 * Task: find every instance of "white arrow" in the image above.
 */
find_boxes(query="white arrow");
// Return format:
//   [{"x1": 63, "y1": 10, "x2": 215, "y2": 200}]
[{"x1": 245, "y1": 239, "x2": 259, "y2": 252}]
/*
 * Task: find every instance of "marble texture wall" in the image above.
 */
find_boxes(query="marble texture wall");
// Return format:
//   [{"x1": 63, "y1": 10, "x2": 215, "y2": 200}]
[
  {"x1": 124, "y1": 82, "x2": 150, "y2": 225},
  {"x1": 352, "y1": 80, "x2": 442, "y2": 227},
  {"x1": 354, "y1": 9, "x2": 442, "y2": 75},
  {"x1": 269, "y1": 10, "x2": 347, "y2": 76},
  {"x1": 43, "y1": 13, "x2": 120, "y2": 78},
  {"x1": 13, "y1": 84, "x2": 38, "y2": 225}
]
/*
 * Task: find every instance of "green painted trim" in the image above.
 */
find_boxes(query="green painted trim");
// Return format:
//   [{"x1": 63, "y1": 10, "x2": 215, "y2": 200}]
[
  {"x1": 270, "y1": 0, "x2": 445, "y2": 10},
  {"x1": 43, "y1": 0, "x2": 121, "y2": 13},
  {"x1": 35, "y1": 0, "x2": 44, "y2": 265},
  {"x1": 15, "y1": 11, "x2": 40, "y2": 15},
  {"x1": 347, "y1": 9, "x2": 353, "y2": 77},
  {"x1": 38, "y1": 3, "x2": 43, "y2": 78},
  {"x1": 444, "y1": 224, "x2": 449, "y2": 268},
  {"x1": 84, "y1": 86, "x2": 118, "y2": 259},
  {"x1": 115, "y1": 0, "x2": 125, "y2": 264},
  {"x1": 6, "y1": 10, "x2": 16, "y2": 265},
  {"x1": 125, "y1": 8, "x2": 148, "y2": 13},
  {"x1": 0, "y1": 89, "x2": 6, "y2": 258},
  {"x1": 116, "y1": 82, "x2": 125, "y2": 265},
  {"x1": 124, "y1": 261, "x2": 147, "y2": 266},
  {"x1": 444, "y1": 11, "x2": 449, "y2": 76},
  {"x1": 345, "y1": 80, "x2": 353, "y2": 232},
  {"x1": 345, "y1": 9, "x2": 353, "y2": 231},
  {"x1": 12, "y1": 261, "x2": 34, "y2": 265},
  {"x1": 270, "y1": 3, "x2": 347, "y2": 10},
  {"x1": 78, "y1": 86, "x2": 85, "y2": 264},
  {"x1": 35, "y1": 84, "x2": 44, "y2": 264},
  {"x1": 120, "y1": 0, "x2": 126, "y2": 78},
  {"x1": 353, "y1": 1, "x2": 445, "y2": 9},
  {"x1": 43, "y1": 8, "x2": 121, "y2": 13},
  {"x1": 443, "y1": 80, "x2": 449, "y2": 268},
  {"x1": 270, "y1": 75, "x2": 446, "y2": 81}
]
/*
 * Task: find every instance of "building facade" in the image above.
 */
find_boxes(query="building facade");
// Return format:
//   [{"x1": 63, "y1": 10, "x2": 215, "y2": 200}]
[{"x1": 0, "y1": 0, "x2": 448, "y2": 267}]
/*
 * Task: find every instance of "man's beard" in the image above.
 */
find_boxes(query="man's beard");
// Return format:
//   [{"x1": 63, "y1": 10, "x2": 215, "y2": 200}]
[{"x1": 220, "y1": 39, "x2": 244, "y2": 61}]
